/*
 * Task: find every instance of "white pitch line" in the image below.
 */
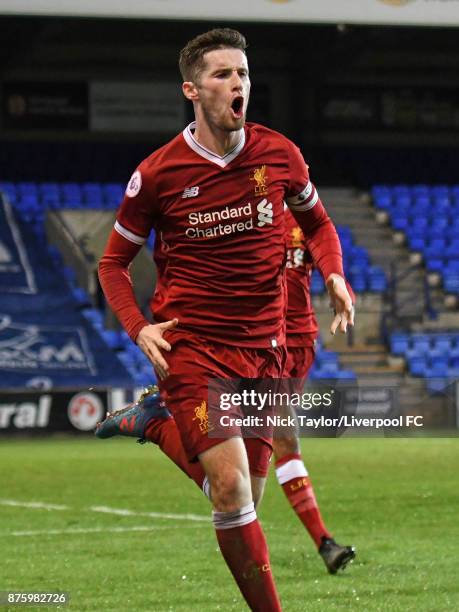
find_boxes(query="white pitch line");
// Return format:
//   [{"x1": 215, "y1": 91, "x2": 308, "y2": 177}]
[
  {"x1": 0, "y1": 498, "x2": 210, "y2": 523},
  {"x1": 0, "y1": 499, "x2": 69, "y2": 511},
  {"x1": 89, "y1": 505, "x2": 210, "y2": 522},
  {"x1": 1, "y1": 525, "x2": 207, "y2": 538}
]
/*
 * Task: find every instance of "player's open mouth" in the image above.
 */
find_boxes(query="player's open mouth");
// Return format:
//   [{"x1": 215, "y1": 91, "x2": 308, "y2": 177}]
[{"x1": 231, "y1": 96, "x2": 244, "y2": 119}]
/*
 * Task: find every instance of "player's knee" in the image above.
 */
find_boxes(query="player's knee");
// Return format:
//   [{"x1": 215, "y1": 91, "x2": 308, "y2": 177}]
[
  {"x1": 273, "y1": 436, "x2": 300, "y2": 460},
  {"x1": 210, "y1": 468, "x2": 251, "y2": 512}
]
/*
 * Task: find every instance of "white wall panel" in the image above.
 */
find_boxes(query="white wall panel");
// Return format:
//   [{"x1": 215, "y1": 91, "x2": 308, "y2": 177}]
[{"x1": 1, "y1": 0, "x2": 459, "y2": 27}]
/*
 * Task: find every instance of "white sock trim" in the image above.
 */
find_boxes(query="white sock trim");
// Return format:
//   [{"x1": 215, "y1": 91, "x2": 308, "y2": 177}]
[
  {"x1": 202, "y1": 476, "x2": 211, "y2": 500},
  {"x1": 212, "y1": 502, "x2": 257, "y2": 530},
  {"x1": 275, "y1": 459, "x2": 308, "y2": 485}
]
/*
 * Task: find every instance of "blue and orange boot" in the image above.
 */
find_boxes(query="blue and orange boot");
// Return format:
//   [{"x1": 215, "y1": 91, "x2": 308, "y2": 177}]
[{"x1": 95, "y1": 385, "x2": 171, "y2": 442}]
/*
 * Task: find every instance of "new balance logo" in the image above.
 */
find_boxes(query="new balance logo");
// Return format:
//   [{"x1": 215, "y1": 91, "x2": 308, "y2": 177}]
[
  {"x1": 182, "y1": 186, "x2": 199, "y2": 199},
  {"x1": 120, "y1": 416, "x2": 136, "y2": 432},
  {"x1": 257, "y1": 198, "x2": 273, "y2": 227}
]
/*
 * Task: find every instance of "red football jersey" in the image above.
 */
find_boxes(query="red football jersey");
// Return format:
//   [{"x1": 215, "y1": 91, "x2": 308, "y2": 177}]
[
  {"x1": 285, "y1": 209, "x2": 319, "y2": 347},
  {"x1": 100, "y1": 121, "x2": 343, "y2": 348}
]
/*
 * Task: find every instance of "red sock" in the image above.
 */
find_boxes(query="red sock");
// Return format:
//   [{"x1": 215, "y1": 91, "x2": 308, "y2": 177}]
[
  {"x1": 144, "y1": 417, "x2": 206, "y2": 491},
  {"x1": 214, "y1": 505, "x2": 282, "y2": 612},
  {"x1": 275, "y1": 453, "x2": 331, "y2": 548}
]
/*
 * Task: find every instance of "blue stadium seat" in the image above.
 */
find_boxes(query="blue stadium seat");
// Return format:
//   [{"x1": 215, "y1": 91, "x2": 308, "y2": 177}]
[
  {"x1": 411, "y1": 202, "x2": 429, "y2": 217},
  {"x1": 425, "y1": 378, "x2": 449, "y2": 394},
  {"x1": 430, "y1": 185, "x2": 450, "y2": 198},
  {"x1": 310, "y1": 271, "x2": 325, "y2": 294},
  {"x1": 390, "y1": 333, "x2": 409, "y2": 355},
  {"x1": 47, "y1": 245, "x2": 63, "y2": 266},
  {"x1": 349, "y1": 275, "x2": 367, "y2": 292},
  {"x1": 393, "y1": 194, "x2": 411, "y2": 209},
  {"x1": 411, "y1": 185, "x2": 429, "y2": 197},
  {"x1": 0, "y1": 181, "x2": 17, "y2": 198},
  {"x1": 445, "y1": 245, "x2": 459, "y2": 259},
  {"x1": 62, "y1": 182, "x2": 82, "y2": 194},
  {"x1": 374, "y1": 194, "x2": 392, "y2": 210},
  {"x1": 447, "y1": 367, "x2": 459, "y2": 379},
  {"x1": 62, "y1": 266, "x2": 77, "y2": 285},
  {"x1": 393, "y1": 185, "x2": 410, "y2": 196},
  {"x1": 82, "y1": 182, "x2": 104, "y2": 207},
  {"x1": 426, "y1": 359, "x2": 449, "y2": 377},
  {"x1": 409, "y1": 237, "x2": 426, "y2": 251},
  {"x1": 432, "y1": 195, "x2": 450, "y2": 210},
  {"x1": 410, "y1": 337, "x2": 431, "y2": 354},
  {"x1": 444, "y1": 274, "x2": 459, "y2": 294},
  {"x1": 372, "y1": 185, "x2": 391, "y2": 197},
  {"x1": 351, "y1": 246, "x2": 370, "y2": 263},
  {"x1": 431, "y1": 218, "x2": 449, "y2": 232},
  {"x1": 424, "y1": 247, "x2": 443, "y2": 261},
  {"x1": 391, "y1": 214, "x2": 409, "y2": 231},
  {"x1": 101, "y1": 329, "x2": 123, "y2": 351},
  {"x1": 406, "y1": 227, "x2": 426, "y2": 240},
  {"x1": 71, "y1": 287, "x2": 91, "y2": 308},
  {"x1": 369, "y1": 276, "x2": 387, "y2": 292},
  {"x1": 409, "y1": 357, "x2": 428, "y2": 376},
  {"x1": 316, "y1": 351, "x2": 339, "y2": 366},
  {"x1": 41, "y1": 192, "x2": 61, "y2": 205},
  {"x1": 17, "y1": 181, "x2": 38, "y2": 194},
  {"x1": 103, "y1": 183, "x2": 124, "y2": 201},
  {"x1": 333, "y1": 370, "x2": 356, "y2": 380},
  {"x1": 81, "y1": 307, "x2": 105, "y2": 327},
  {"x1": 117, "y1": 351, "x2": 136, "y2": 367},
  {"x1": 427, "y1": 237, "x2": 446, "y2": 250},
  {"x1": 411, "y1": 217, "x2": 428, "y2": 230},
  {"x1": 432, "y1": 336, "x2": 453, "y2": 353}
]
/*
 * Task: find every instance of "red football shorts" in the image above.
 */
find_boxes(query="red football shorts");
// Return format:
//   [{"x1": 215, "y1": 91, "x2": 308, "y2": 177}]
[
  {"x1": 284, "y1": 345, "x2": 315, "y2": 392},
  {"x1": 159, "y1": 329, "x2": 286, "y2": 477}
]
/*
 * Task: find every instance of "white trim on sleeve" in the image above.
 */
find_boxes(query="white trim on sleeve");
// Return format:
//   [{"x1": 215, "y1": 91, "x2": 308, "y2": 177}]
[
  {"x1": 114, "y1": 220, "x2": 146, "y2": 245},
  {"x1": 286, "y1": 180, "x2": 319, "y2": 212},
  {"x1": 288, "y1": 190, "x2": 319, "y2": 212}
]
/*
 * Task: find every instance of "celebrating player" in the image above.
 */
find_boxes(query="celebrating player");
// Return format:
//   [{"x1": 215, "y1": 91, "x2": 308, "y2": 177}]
[
  {"x1": 97, "y1": 209, "x2": 356, "y2": 575},
  {"x1": 97, "y1": 28, "x2": 353, "y2": 611}
]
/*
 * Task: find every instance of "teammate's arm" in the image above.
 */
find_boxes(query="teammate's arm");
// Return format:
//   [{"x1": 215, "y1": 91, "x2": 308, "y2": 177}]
[{"x1": 285, "y1": 144, "x2": 354, "y2": 334}]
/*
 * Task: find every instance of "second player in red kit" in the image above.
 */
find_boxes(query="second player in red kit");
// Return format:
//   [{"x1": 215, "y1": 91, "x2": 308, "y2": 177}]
[{"x1": 273, "y1": 208, "x2": 356, "y2": 574}]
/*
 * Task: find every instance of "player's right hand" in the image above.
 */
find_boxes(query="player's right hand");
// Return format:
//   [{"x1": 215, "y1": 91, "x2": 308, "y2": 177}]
[
  {"x1": 135, "y1": 318, "x2": 178, "y2": 380},
  {"x1": 326, "y1": 274, "x2": 354, "y2": 335}
]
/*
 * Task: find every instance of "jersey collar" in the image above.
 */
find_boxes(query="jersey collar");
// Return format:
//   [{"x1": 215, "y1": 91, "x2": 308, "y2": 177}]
[{"x1": 182, "y1": 121, "x2": 246, "y2": 168}]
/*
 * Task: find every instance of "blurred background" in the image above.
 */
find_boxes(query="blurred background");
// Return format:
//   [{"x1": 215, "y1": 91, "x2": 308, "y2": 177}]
[{"x1": 1, "y1": 0, "x2": 458, "y2": 435}]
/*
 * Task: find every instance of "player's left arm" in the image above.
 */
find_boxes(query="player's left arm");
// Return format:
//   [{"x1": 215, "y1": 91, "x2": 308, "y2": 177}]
[{"x1": 285, "y1": 143, "x2": 354, "y2": 334}]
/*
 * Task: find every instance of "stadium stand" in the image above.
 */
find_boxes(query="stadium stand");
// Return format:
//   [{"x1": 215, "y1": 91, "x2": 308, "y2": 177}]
[
  {"x1": 0, "y1": 194, "x2": 137, "y2": 388},
  {"x1": 390, "y1": 331, "x2": 459, "y2": 393},
  {"x1": 371, "y1": 184, "x2": 459, "y2": 396},
  {"x1": 372, "y1": 184, "x2": 459, "y2": 298}
]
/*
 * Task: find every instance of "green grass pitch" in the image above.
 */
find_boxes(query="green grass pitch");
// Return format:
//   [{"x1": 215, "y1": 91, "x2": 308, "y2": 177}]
[{"x1": 1, "y1": 437, "x2": 458, "y2": 611}]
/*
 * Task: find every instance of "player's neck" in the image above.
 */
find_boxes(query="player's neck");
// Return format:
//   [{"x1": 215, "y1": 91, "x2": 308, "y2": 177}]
[{"x1": 193, "y1": 121, "x2": 243, "y2": 157}]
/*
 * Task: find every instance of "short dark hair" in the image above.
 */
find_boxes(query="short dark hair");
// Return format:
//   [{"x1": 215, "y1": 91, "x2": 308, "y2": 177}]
[{"x1": 179, "y1": 28, "x2": 247, "y2": 83}]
